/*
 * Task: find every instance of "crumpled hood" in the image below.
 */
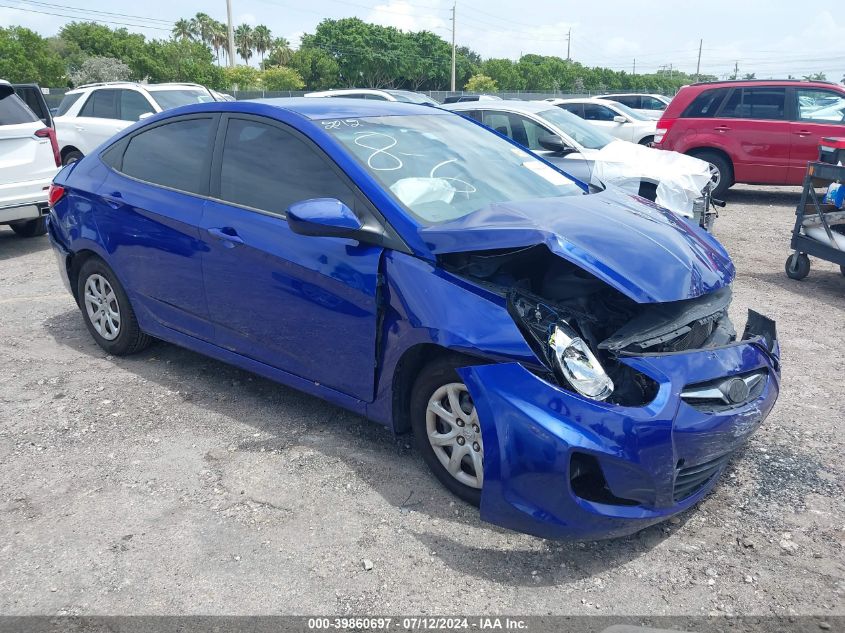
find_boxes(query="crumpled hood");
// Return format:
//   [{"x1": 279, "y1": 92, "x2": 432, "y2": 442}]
[{"x1": 420, "y1": 189, "x2": 735, "y2": 303}]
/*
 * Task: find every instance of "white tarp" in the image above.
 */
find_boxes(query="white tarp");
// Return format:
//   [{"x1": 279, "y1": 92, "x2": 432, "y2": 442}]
[{"x1": 590, "y1": 141, "x2": 712, "y2": 218}]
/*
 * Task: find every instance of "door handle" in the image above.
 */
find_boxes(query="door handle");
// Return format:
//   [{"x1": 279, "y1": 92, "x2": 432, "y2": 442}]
[
  {"x1": 207, "y1": 227, "x2": 244, "y2": 246},
  {"x1": 794, "y1": 130, "x2": 811, "y2": 137},
  {"x1": 74, "y1": 125, "x2": 85, "y2": 132},
  {"x1": 714, "y1": 125, "x2": 731, "y2": 132},
  {"x1": 101, "y1": 192, "x2": 123, "y2": 209}
]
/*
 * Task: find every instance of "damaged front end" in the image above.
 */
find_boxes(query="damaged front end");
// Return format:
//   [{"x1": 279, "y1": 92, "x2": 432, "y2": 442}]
[{"x1": 441, "y1": 244, "x2": 780, "y2": 539}]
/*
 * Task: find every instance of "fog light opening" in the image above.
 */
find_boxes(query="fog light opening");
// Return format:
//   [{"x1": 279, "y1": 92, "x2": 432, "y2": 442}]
[{"x1": 569, "y1": 452, "x2": 639, "y2": 507}]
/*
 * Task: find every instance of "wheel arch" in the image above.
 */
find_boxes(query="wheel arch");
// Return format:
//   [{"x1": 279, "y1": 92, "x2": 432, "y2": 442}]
[
  {"x1": 686, "y1": 146, "x2": 735, "y2": 182},
  {"x1": 60, "y1": 145, "x2": 83, "y2": 162},
  {"x1": 67, "y1": 249, "x2": 103, "y2": 305}
]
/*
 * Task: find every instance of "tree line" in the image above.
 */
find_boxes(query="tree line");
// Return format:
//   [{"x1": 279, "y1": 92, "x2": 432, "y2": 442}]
[{"x1": 1, "y1": 15, "x2": 839, "y2": 93}]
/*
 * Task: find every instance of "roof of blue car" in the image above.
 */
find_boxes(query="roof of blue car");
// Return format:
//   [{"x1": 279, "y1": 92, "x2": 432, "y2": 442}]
[{"x1": 250, "y1": 97, "x2": 446, "y2": 120}]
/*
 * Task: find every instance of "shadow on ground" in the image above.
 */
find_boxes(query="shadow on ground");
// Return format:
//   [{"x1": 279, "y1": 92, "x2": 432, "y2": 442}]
[
  {"x1": 43, "y1": 308, "x2": 686, "y2": 586},
  {"x1": 0, "y1": 229, "x2": 50, "y2": 260}
]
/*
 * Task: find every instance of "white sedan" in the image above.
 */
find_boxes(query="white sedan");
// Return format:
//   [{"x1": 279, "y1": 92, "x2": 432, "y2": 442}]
[{"x1": 546, "y1": 98, "x2": 657, "y2": 145}]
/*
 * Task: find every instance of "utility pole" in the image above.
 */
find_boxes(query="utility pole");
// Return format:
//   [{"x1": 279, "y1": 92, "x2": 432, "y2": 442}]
[
  {"x1": 450, "y1": 1, "x2": 456, "y2": 91},
  {"x1": 695, "y1": 39, "x2": 702, "y2": 78},
  {"x1": 633, "y1": 58, "x2": 636, "y2": 75},
  {"x1": 226, "y1": 0, "x2": 235, "y2": 67},
  {"x1": 733, "y1": 60, "x2": 739, "y2": 79},
  {"x1": 566, "y1": 28, "x2": 571, "y2": 61}
]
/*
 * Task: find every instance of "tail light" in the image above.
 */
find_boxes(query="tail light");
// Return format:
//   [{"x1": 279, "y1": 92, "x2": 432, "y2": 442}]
[
  {"x1": 35, "y1": 127, "x2": 61, "y2": 167},
  {"x1": 653, "y1": 118, "x2": 676, "y2": 145},
  {"x1": 47, "y1": 184, "x2": 65, "y2": 207}
]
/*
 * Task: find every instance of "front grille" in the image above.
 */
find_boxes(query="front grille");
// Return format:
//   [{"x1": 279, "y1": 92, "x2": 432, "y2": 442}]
[
  {"x1": 673, "y1": 453, "x2": 731, "y2": 502},
  {"x1": 681, "y1": 370, "x2": 768, "y2": 412}
]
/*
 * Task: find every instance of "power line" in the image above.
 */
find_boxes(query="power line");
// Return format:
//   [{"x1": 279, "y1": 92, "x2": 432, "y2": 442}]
[
  {"x1": 0, "y1": 2, "x2": 171, "y2": 30},
  {"x1": 10, "y1": 0, "x2": 173, "y2": 25}
]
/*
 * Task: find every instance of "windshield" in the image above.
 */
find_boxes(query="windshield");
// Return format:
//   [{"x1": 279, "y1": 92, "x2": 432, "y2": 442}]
[
  {"x1": 150, "y1": 89, "x2": 215, "y2": 110},
  {"x1": 387, "y1": 90, "x2": 438, "y2": 105},
  {"x1": 322, "y1": 114, "x2": 583, "y2": 224},
  {"x1": 535, "y1": 107, "x2": 615, "y2": 150},
  {"x1": 604, "y1": 101, "x2": 650, "y2": 121}
]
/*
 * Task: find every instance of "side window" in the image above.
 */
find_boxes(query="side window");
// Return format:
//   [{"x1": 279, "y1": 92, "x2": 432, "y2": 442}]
[
  {"x1": 558, "y1": 103, "x2": 583, "y2": 117},
  {"x1": 682, "y1": 89, "x2": 728, "y2": 118},
  {"x1": 464, "y1": 110, "x2": 482, "y2": 122},
  {"x1": 120, "y1": 117, "x2": 214, "y2": 194},
  {"x1": 0, "y1": 93, "x2": 39, "y2": 125},
  {"x1": 507, "y1": 113, "x2": 553, "y2": 151},
  {"x1": 218, "y1": 118, "x2": 357, "y2": 216},
  {"x1": 119, "y1": 90, "x2": 154, "y2": 122},
  {"x1": 642, "y1": 96, "x2": 667, "y2": 110},
  {"x1": 720, "y1": 88, "x2": 786, "y2": 120},
  {"x1": 481, "y1": 111, "x2": 513, "y2": 137},
  {"x1": 583, "y1": 104, "x2": 617, "y2": 121},
  {"x1": 79, "y1": 89, "x2": 120, "y2": 119},
  {"x1": 795, "y1": 89, "x2": 845, "y2": 124},
  {"x1": 363, "y1": 94, "x2": 388, "y2": 100},
  {"x1": 56, "y1": 92, "x2": 83, "y2": 116},
  {"x1": 614, "y1": 96, "x2": 640, "y2": 108}
]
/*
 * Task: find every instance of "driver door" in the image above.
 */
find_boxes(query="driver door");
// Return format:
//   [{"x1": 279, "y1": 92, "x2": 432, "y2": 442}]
[{"x1": 200, "y1": 114, "x2": 385, "y2": 401}]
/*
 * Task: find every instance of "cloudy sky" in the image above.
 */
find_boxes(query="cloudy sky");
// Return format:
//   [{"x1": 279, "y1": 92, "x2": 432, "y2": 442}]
[{"x1": 2, "y1": 0, "x2": 844, "y2": 80}]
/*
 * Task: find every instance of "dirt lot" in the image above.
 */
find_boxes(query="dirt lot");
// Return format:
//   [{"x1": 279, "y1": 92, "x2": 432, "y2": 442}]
[{"x1": 0, "y1": 185, "x2": 843, "y2": 617}]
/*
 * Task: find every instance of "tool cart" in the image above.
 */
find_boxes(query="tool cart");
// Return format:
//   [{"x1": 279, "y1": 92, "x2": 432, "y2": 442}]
[{"x1": 785, "y1": 138, "x2": 845, "y2": 281}]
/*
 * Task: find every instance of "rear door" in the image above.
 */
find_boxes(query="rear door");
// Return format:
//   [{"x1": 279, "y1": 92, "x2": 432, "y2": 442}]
[
  {"x1": 788, "y1": 87, "x2": 845, "y2": 183},
  {"x1": 0, "y1": 91, "x2": 53, "y2": 189},
  {"x1": 200, "y1": 114, "x2": 385, "y2": 401},
  {"x1": 74, "y1": 89, "x2": 137, "y2": 153},
  {"x1": 712, "y1": 86, "x2": 790, "y2": 183},
  {"x1": 582, "y1": 103, "x2": 633, "y2": 141},
  {"x1": 96, "y1": 114, "x2": 216, "y2": 340}
]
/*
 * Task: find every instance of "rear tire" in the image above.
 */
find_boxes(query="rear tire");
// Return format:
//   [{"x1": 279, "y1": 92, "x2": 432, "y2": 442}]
[
  {"x1": 410, "y1": 355, "x2": 484, "y2": 507},
  {"x1": 63, "y1": 150, "x2": 83, "y2": 165},
  {"x1": 639, "y1": 135, "x2": 655, "y2": 146},
  {"x1": 76, "y1": 257, "x2": 152, "y2": 355},
  {"x1": 785, "y1": 253, "x2": 810, "y2": 280},
  {"x1": 692, "y1": 150, "x2": 733, "y2": 199},
  {"x1": 10, "y1": 216, "x2": 47, "y2": 237}
]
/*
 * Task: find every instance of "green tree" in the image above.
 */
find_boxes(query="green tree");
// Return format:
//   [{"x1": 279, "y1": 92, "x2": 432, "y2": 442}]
[
  {"x1": 481, "y1": 58, "x2": 525, "y2": 91},
  {"x1": 261, "y1": 66, "x2": 305, "y2": 90},
  {"x1": 803, "y1": 72, "x2": 826, "y2": 81},
  {"x1": 141, "y1": 39, "x2": 224, "y2": 88},
  {"x1": 172, "y1": 19, "x2": 193, "y2": 42},
  {"x1": 223, "y1": 64, "x2": 260, "y2": 89},
  {"x1": 464, "y1": 73, "x2": 497, "y2": 92},
  {"x1": 190, "y1": 13, "x2": 215, "y2": 47},
  {"x1": 0, "y1": 26, "x2": 65, "y2": 85},
  {"x1": 252, "y1": 25, "x2": 272, "y2": 64},
  {"x1": 743, "y1": 72, "x2": 756, "y2": 80},
  {"x1": 210, "y1": 20, "x2": 228, "y2": 66},
  {"x1": 289, "y1": 47, "x2": 340, "y2": 90},
  {"x1": 58, "y1": 22, "x2": 147, "y2": 79},
  {"x1": 263, "y1": 37, "x2": 293, "y2": 69},
  {"x1": 234, "y1": 24, "x2": 253, "y2": 65}
]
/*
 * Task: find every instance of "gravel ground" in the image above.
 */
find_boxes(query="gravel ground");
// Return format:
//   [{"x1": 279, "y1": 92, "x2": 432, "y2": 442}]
[{"x1": 0, "y1": 185, "x2": 843, "y2": 617}]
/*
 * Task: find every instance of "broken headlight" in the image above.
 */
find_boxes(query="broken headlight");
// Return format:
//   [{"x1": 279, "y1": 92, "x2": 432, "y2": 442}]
[{"x1": 549, "y1": 323, "x2": 614, "y2": 401}]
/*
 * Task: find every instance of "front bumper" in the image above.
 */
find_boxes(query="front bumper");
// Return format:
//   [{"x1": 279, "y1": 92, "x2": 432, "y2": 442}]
[{"x1": 458, "y1": 315, "x2": 780, "y2": 540}]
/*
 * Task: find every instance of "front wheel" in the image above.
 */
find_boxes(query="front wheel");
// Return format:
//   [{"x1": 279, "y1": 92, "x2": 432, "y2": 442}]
[
  {"x1": 785, "y1": 253, "x2": 810, "y2": 280},
  {"x1": 10, "y1": 216, "x2": 47, "y2": 237},
  {"x1": 76, "y1": 258, "x2": 152, "y2": 355},
  {"x1": 411, "y1": 356, "x2": 484, "y2": 506},
  {"x1": 692, "y1": 150, "x2": 733, "y2": 199}
]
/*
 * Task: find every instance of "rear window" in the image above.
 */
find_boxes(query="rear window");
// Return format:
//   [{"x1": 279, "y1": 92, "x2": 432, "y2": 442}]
[
  {"x1": 682, "y1": 88, "x2": 728, "y2": 118},
  {"x1": 56, "y1": 92, "x2": 84, "y2": 116},
  {"x1": 0, "y1": 93, "x2": 39, "y2": 125},
  {"x1": 119, "y1": 117, "x2": 214, "y2": 194},
  {"x1": 719, "y1": 87, "x2": 786, "y2": 120}
]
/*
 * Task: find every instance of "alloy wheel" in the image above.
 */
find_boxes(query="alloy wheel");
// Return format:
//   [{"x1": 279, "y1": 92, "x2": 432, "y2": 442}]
[
  {"x1": 426, "y1": 382, "x2": 484, "y2": 489},
  {"x1": 84, "y1": 274, "x2": 121, "y2": 341},
  {"x1": 708, "y1": 162, "x2": 721, "y2": 191}
]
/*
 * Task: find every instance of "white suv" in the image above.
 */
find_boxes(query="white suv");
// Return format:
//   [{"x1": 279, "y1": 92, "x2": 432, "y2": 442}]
[
  {"x1": 54, "y1": 82, "x2": 215, "y2": 165},
  {"x1": 0, "y1": 80, "x2": 60, "y2": 237}
]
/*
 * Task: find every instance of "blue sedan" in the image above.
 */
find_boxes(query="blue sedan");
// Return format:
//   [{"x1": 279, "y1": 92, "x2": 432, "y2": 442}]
[{"x1": 46, "y1": 98, "x2": 780, "y2": 539}]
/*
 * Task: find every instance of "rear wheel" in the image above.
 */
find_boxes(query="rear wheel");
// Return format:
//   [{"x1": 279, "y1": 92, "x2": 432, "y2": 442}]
[
  {"x1": 411, "y1": 355, "x2": 484, "y2": 506},
  {"x1": 639, "y1": 135, "x2": 655, "y2": 146},
  {"x1": 692, "y1": 150, "x2": 733, "y2": 199},
  {"x1": 62, "y1": 150, "x2": 83, "y2": 165},
  {"x1": 10, "y1": 217, "x2": 47, "y2": 237},
  {"x1": 76, "y1": 258, "x2": 152, "y2": 355},
  {"x1": 785, "y1": 253, "x2": 810, "y2": 280}
]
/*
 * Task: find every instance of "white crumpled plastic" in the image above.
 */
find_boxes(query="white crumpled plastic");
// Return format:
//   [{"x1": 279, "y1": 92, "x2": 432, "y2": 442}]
[
  {"x1": 591, "y1": 141, "x2": 712, "y2": 217},
  {"x1": 390, "y1": 177, "x2": 456, "y2": 207}
]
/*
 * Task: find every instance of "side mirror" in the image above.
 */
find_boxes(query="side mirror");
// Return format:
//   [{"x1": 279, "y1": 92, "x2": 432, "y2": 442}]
[
  {"x1": 287, "y1": 198, "x2": 363, "y2": 239},
  {"x1": 613, "y1": 115, "x2": 628, "y2": 124},
  {"x1": 138, "y1": 112, "x2": 154, "y2": 121},
  {"x1": 538, "y1": 133, "x2": 575, "y2": 154}
]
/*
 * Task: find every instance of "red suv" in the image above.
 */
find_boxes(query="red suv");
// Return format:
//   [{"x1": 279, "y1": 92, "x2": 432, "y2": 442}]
[{"x1": 654, "y1": 80, "x2": 845, "y2": 197}]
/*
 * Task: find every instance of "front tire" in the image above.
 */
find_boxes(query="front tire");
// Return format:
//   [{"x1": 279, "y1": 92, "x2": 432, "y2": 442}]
[
  {"x1": 411, "y1": 356, "x2": 484, "y2": 506},
  {"x1": 692, "y1": 150, "x2": 733, "y2": 199},
  {"x1": 785, "y1": 253, "x2": 810, "y2": 280},
  {"x1": 76, "y1": 258, "x2": 152, "y2": 355},
  {"x1": 10, "y1": 217, "x2": 47, "y2": 237}
]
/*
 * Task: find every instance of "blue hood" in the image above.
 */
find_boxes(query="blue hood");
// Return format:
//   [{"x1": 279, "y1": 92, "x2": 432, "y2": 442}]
[{"x1": 419, "y1": 189, "x2": 735, "y2": 304}]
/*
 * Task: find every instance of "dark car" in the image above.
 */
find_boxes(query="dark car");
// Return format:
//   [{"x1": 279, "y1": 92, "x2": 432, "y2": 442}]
[
  {"x1": 47, "y1": 98, "x2": 780, "y2": 540},
  {"x1": 654, "y1": 79, "x2": 845, "y2": 197},
  {"x1": 11, "y1": 83, "x2": 53, "y2": 128}
]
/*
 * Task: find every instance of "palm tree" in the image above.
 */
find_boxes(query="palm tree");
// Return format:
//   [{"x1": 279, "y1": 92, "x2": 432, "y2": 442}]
[
  {"x1": 234, "y1": 23, "x2": 254, "y2": 65},
  {"x1": 210, "y1": 20, "x2": 228, "y2": 65},
  {"x1": 172, "y1": 19, "x2": 193, "y2": 42},
  {"x1": 191, "y1": 12, "x2": 215, "y2": 47},
  {"x1": 266, "y1": 37, "x2": 292, "y2": 68},
  {"x1": 252, "y1": 25, "x2": 272, "y2": 64}
]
